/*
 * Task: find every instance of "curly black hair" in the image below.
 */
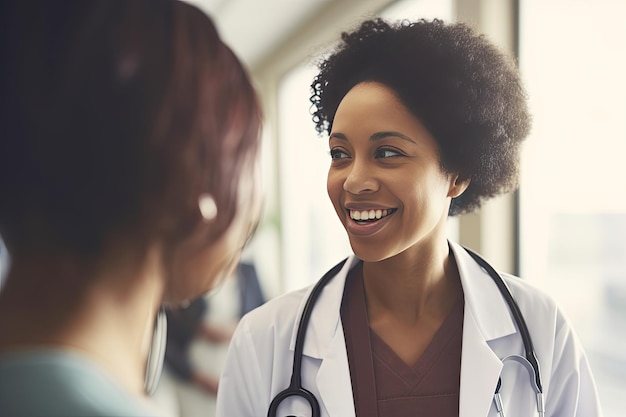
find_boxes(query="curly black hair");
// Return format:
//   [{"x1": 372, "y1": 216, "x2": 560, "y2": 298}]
[{"x1": 310, "y1": 18, "x2": 531, "y2": 215}]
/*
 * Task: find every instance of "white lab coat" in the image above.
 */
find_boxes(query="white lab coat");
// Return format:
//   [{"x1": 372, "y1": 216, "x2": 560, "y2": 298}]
[{"x1": 216, "y1": 241, "x2": 603, "y2": 417}]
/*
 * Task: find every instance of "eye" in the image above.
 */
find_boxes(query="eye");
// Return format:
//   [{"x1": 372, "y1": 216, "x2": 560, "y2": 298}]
[
  {"x1": 375, "y1": 147, "x2": 403, "y2": 158},
  {"x1": 329, "y1": 148, "x2": 350, "y2": 160}
]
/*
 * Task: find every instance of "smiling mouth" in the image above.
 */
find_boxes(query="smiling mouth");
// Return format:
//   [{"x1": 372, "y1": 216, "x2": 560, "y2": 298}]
[{"x1": 348, "y1": 208, "x2": 397, "y2": 222}]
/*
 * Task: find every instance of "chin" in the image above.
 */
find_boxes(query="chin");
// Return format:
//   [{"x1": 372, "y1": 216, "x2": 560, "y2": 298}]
[
  {"x1": 354, "y1": 253, "x2": 390, "y2": 263},
  {"x1": 350, "y1": 244, "x2": 391, "y2": 263},
  {"x1": 161, "y1": 290, "x2": 199, "y2": 308},
  {"x1": 161, "y1": 276, "x2": 217, "y2": 307},
  {"x1": 164, "y1": 259, "x2": 241, "y2": 307}
]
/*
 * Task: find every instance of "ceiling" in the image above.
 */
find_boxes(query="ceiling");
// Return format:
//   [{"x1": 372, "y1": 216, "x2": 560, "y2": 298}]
[{"x1": 183, "y1": 0, "x2": 336, "y2": 70}]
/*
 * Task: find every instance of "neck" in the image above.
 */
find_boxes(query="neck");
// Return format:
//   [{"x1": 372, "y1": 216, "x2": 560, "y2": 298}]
[
  {"x1": 362, "y1": 239, "x2": 461, "y2": 326},
  {"x1": 0, "y1": 244, "x2": 165, "y2": 396}
]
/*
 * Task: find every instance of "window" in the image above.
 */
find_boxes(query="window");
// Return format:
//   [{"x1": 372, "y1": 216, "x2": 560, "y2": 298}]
[
  {"x1": 277, "y1": 65, "x2": 351, "y2": 292},
  {"x1": 519, "y1": 1, "x2": 626, "y2": 415}
]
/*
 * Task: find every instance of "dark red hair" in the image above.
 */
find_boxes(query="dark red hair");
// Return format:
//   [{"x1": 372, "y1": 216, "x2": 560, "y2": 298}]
[{"x1": 0, "y1": 0, "x2": 262, "y2": 257}]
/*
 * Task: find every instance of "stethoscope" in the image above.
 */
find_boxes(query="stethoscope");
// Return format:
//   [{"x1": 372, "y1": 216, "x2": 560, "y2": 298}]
[{"x1": 267, "y1": 247, "x2": 545, "y2": 417}]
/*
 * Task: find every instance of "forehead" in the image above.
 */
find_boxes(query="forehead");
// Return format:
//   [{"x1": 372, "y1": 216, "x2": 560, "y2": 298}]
[
  {"x1": 335, "y1": 82, "x2": 404, "y2": 116},
  {"x1": 331, "y1": 82, "x2": 438, "y2": 148}
]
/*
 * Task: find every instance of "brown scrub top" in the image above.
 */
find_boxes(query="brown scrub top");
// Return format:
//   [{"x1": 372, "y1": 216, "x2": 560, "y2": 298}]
[{"x1": 341, "y1": 262, "x2": 464, "y2": 417}]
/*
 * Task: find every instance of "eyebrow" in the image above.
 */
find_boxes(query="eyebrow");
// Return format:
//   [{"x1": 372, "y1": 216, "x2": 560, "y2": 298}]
[
  {"x1": 329, "y1": 131, "x2": 416, "y2": 144},
  {"x1": 371, "y1": 131, "x2": 416, "y2": 143}
]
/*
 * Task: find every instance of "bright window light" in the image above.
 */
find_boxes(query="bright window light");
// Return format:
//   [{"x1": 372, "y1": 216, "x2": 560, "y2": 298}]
[{"x1": 519, "y1": 1, "x2": 626, "y2": 415}]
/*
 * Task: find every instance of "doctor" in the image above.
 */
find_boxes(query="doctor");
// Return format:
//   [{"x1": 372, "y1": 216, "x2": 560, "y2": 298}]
[{"x1": 216, "y1": 18, "x2": 603, "y2": 417}]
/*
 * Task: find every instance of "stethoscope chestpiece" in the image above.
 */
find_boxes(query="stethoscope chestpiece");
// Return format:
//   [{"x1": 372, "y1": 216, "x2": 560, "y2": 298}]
[{"x1": 497, "y1": 355, "x2": 545, "y2": 417}]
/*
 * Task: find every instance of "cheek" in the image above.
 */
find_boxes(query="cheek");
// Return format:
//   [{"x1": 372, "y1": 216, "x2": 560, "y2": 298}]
[
  {"x1": 163, "y1": 157, "x2": 261, "y2": 305},
  {"x1": 406, "y1": 177, "x2": 452, "y2": 219},
  {"x1": 193, "y1": 239, "x2": 241, "y2": 292},
  {"x1": 164, "y1": 231, "x2": 242, "y2": 305},
  {"x1": 201, "y1": 209, "x2": 251, "y2": 284},
  {"x1": 327, "y1": 172, "x2": 344, "y2": 217},
  {"x1": 163, "y1": 205, "x2": 251, "y2": 304}
]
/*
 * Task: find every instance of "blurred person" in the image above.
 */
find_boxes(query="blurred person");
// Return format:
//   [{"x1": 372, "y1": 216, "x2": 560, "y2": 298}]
[
  {"x1": 0, "y1": 1, "x2": 262, "y2": 416},
  {"x1": 216, "y1": 18, "x2": 602, "y2": 417},
  {"x1": 152, "y1": 261, "x2": 265, "y2": 417},
  {"x1": 163, "y1": 297, "x2": 227, "y2": 398}
]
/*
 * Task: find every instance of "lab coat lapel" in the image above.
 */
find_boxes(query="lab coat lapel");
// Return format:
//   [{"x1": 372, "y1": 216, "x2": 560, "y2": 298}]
[
  {"x1": 288, "y1": 256, "x2": 358, "y2": 417},
  {"x1": 316, "y1": 324, "x2": 356, "y2": 417},
  {"x1": 459, "y1": 306, "x2": 503, "y2": 417},
  {"x1": 451, "y1": 242, "x2": 517, "y2": 417},
  {"x1": 288, "y1": 257, "x2": 356, "y2": 357}
]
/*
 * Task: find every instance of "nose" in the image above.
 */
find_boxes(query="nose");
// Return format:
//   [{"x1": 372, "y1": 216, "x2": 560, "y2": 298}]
[{"x1": 343, "y1": 159, "x2": 378, "y2": 194}]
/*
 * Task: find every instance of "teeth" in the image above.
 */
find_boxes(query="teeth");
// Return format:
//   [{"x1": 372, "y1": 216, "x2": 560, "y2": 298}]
[{"x1": 350, "y1": 208, "x2": 393, "y2": 221}]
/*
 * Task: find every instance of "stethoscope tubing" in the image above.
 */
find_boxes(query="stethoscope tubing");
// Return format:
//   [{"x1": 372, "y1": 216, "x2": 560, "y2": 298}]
[
  {"x1": 267, "y1": 259, "x2": 347, "y2": 417},
  {"x1": 463, "y1": 247, "x2": 543, "y2": 394}
]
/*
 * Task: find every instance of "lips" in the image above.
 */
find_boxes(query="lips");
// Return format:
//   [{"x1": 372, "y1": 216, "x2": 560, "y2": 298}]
[
  {"x1": 345, "y1": 207, "x2": 397, "y2": 236},
  {"x1": 349, "y1": 208, "x2": 396, "y2": 221}
]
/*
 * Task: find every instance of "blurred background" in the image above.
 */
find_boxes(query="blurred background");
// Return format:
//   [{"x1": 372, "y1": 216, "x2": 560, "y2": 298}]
[{"x1": 1, "y1": 0, "x2": 624, "y2": 416}]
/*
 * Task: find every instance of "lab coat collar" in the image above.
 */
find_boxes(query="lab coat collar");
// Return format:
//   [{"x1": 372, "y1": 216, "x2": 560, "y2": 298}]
[
  {"x1": 288, "y1": 243, "x2": 517, "y2": 416},
  {"x1": 450, "y1": 241, "x2": 517, "y2": 341},
  {"x1": 289, "y1": 243, "x2": 518, "y2": 356},
  {"x1": 288, "y1": 255, "x2": 358, "y2": 359},
  {"x1": 450, "y1": 241, "x2": 516, "y2": 417}
]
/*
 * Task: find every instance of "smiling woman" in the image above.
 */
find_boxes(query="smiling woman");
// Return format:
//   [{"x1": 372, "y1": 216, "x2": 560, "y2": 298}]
[
  {"x1": 216, "y1": 17, "x2": 603, "y2": 417},
  {"x1": 327, "y1": 82, "x2": 463, "y2": 264}
]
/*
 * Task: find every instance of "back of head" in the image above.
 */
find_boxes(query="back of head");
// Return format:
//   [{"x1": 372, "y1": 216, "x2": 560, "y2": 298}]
[{"x1": 0, "y1": 0, "x2": 262, "y2": 260}]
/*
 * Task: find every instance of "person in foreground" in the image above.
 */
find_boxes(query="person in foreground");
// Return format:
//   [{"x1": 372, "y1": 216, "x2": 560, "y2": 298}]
[
  {"x1": 216, "y1": 18, "x2": 602, "y2": 417},
  {"x1": 0, "y1": 1, "x2": 262, "y2": 416}
]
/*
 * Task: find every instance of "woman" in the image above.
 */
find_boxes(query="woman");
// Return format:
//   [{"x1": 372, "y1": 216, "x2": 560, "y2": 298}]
[
  {"x1": 0, "y1": 0, "x2": 262, "y2": 416},
  {"x1": 216, "y1": 18, "x2": 602, "y2": 417}
]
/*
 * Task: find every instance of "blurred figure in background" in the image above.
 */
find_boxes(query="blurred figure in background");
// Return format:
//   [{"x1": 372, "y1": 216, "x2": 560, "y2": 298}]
[
  {"x1": 0, "y1": 1, "x2": 262, "y2": 416},
  {"x1": 153, "y1": 261, "x2": 265, "y2": 417}
]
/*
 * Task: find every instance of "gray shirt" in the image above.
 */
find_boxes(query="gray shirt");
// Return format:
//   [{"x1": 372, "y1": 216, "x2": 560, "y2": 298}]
[{"x1": 0, "y1": 349, "x2": 167, "y2": 417}]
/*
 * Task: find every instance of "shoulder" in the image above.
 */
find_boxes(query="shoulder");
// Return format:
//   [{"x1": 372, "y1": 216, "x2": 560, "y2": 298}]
[
  {"x1": 494, "y1": 275, "x2": 603, "y2": 416},
  {"x1": 218, "y1": 284, "x2": 317, "y2": 414},
  {"x1": 236, "y1": 285, "x2": 312, "y2": 343},
  {"x1": 498, "y1": 273, "x2": 589, "y2": 369},
  {"x1": 0, "y1": 350, "x2": 166, "y2": 417},
  {"x1": 235, "y1": 256, "x2": 354, "y2": 343},
  {"x1": 231, "y1": 257, "x2": 352, "y2": 356},
  {"x1": 501, "y1": 273, "x2": 559, "y2": 312},
  {"x1": 498, "y1": 272, "x2": 576, "y2": 340}
]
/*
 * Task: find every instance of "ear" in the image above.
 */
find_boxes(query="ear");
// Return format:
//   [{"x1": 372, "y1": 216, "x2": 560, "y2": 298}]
[{"x1": 448, "y1": 174, "x2": 470, "y2": 199}]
